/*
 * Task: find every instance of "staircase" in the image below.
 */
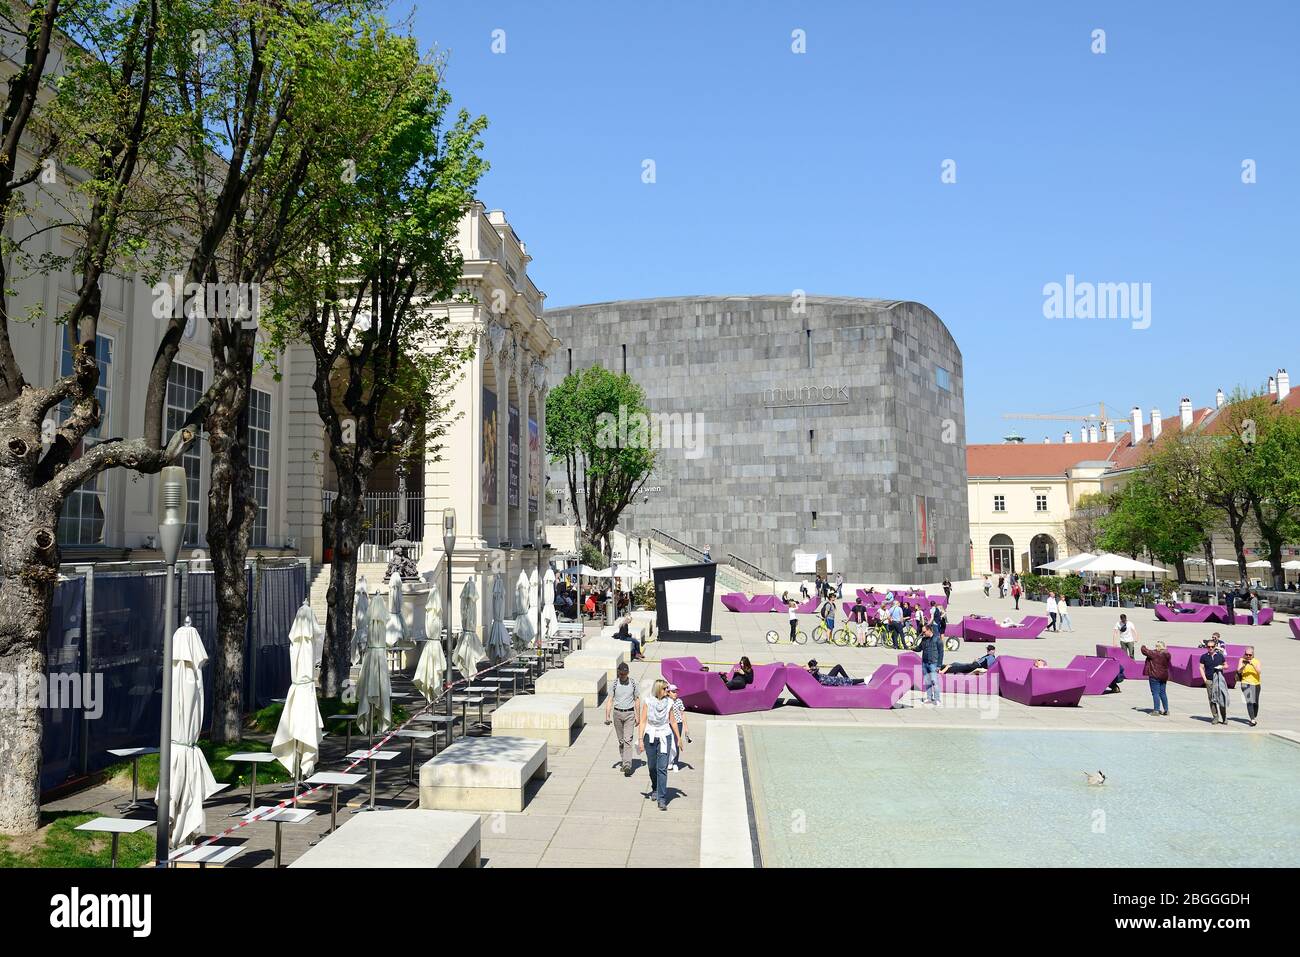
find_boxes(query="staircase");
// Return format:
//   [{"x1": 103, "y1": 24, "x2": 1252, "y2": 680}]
[
  {"x1": 309, "y1": 560, "x2": 392, "y2": 625},
  {"x1": 647, "y1": 528, "x2": 775, "y2": 596}
]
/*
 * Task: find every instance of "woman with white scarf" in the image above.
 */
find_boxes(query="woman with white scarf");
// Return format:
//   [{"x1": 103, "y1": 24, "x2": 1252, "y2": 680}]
[{"x1": 637, "y1": 678, "x2": 681, "y2": 812}]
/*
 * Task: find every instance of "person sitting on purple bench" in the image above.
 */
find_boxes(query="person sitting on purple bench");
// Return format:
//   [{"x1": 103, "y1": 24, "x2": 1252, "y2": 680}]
[
  {"x1": 941, "y1": 645, "x2": 998, "y2": 675},
  {"x1": 719, "y1": 656, "x2": 755, "y2": 691},
  {"x1": 805, "y1": 659, "x2": 864, "y2": 686}
]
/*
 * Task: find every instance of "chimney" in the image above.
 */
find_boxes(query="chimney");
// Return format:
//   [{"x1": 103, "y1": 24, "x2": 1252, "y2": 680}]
[
  {"x1": 1063, "y1": 431, "x2": 1073, "y2": 444},
  {"x1": 1103, "y1": 421, "x2": 1115, "y2": 442},
  {"x1": 1151, "y1": 408, "x2": 1163, "y2": 442},
  {"x1": 1179, "y1": 396, "x2": 1193, "y2": 429},
  {"x1": 1044, "y1": 436, "x2": 1052, "y2": 444},
  {"x1": 1215, "y1": 388, "x2": 1225, "y2": 408},
  {"x1": 1278, "y1": 369, "x2": 1291, "y2": 402},
  {"x1": 1131, "y1": 406, "x2": 1143, "y2": 446},
  {"x1": 1268, "y1": 376, "x2": 1277, "y2": 396},
  {"x1": 1088, "y1": 425, "x2": 1098, "y2": 443},
  {"x1": 1080, "y1": 427, "x2": 1087, "y2": 444}
]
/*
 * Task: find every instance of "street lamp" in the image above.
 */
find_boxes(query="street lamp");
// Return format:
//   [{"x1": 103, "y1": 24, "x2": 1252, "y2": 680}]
[
  {"x1": 155, "y1": 465, "x2": 187, "y2": 867},
  {"x1": 442, "y1": 508, "x2": 456, "y2": 728}
]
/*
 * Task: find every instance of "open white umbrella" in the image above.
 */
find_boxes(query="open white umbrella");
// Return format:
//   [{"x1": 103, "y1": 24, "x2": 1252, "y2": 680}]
[
  {"x1": 539, "y1": 567, "x2": 558, "y2": 643},
  {"x1": 272, "y1": 605, "x2": 324, "y2": 795},
  {"x1": 1282, "y1": 560, "x2": 1300, "y2": 571},
  {"x1": 413, "y1": 583, "x2": 447, "y2": 701},
  {"x1": 351, "y1": 577, "x2": 370, "y2": 664},
  {"x1": 168, "y1": 618, "x2": 220, "y2": 848},
  {"x1": 486, "y1": 573, "x2": 512, "y2": 660},
  {"x1": 1040, "y1": 552, "x2": 1095, "y2": 571},
  {"x1": 355, "y1": 592, "x2": 392, "y2": 735},
  {"x1": 386, "y1": 572, "x2": 406, "y2": 647},
  {"x1": 1072, "y1": 553, "x2": 1168, "y2": 575},
  {"x1": 453, "y1": 578, "x2": 485, "y2": 681},
  {"x1": 512, "y1": 570, "x2": 535, "y2": 650},
  {"x1": 1245, "y1": 560, "x2": 1272, "y2": 568}
]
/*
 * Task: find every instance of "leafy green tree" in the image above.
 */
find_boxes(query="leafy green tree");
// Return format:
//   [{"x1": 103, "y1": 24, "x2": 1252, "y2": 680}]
[
  {"x1": 1238, "y1": 396, "x2": 1300, "y2": 587},
  {"x1": 264, "y1": 36, "x2": 486, "y2": 698},
  {"x1": 546, "y1": 365, "x2": 655, "y2": 554}
]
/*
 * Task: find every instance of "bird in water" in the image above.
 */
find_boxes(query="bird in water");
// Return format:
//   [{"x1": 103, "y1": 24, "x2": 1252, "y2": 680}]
[{"x1": 1083, "y1": 771, "x2": 1107, "y2": 786}]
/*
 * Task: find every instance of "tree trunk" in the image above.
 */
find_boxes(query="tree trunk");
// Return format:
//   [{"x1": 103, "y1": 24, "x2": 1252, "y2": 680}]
[
  {"x1": 321, "y1": 489, "x2": 361, "y2": 699},
  {"x1": 1174, "y1": 556, "x2": 1187, "y2": 582},
  {"x1": 205, "y1": 392, "x2": 255, "y2": 743},
  {"x1": 0, "y1": 482, "x2": 58, "y2": 834}
]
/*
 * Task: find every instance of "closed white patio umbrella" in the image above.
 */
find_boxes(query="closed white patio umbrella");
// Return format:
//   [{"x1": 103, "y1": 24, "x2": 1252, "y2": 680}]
[
  {"x1": 355, "y1": 592, "x2": 392, "y2": 736},
  {"x1": 453, "y1": 578, "x2": 485, "y2": 682},
  {"x1": 386, "y1": 572, "x2": 406, "y2": 646},
  {"x1": 351, "y1": 577, "x2": 371, "y2": 664},
  {"x1": 538, "y1": 567, "x2": 558, "y2": 643},
  {"x1": 272, "y1": 604, "x2": 324, "y2": 795},
  {"x1": 485, "y1": 573, "x2": 512, "y2": 660},
  {"x1": 413, "y1": 583, "x2": 447, "y2": 701},
  {"x1": 301, "y1": 601, "x2": 324, "y2": 675},
  {"x1": 168, "y1": 618, "x2": 220, "y2": 848},
  {"x1": 513, "y1": 570, "x2": 535, "y2": 650}
]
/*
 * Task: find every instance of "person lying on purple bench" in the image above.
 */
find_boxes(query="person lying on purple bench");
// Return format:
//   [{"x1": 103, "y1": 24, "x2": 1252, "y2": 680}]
[
  {"x1": 805, "y1": 659, "x2": 865, "y2": 686},
  {"x1": 941, "y1": 645, "x2": 997, "y2": 675}
]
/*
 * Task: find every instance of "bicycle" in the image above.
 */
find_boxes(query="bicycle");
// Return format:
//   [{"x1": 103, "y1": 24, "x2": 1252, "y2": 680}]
[
  {"x1": 832, "y1": 622, "x2": 870, "y2": 647},
  {"x1": 811, "y1": 623, "x2": 832, "y2": 644},
  {"x1": 765, "y1": 627, "x2": 808, "y2": 645}
]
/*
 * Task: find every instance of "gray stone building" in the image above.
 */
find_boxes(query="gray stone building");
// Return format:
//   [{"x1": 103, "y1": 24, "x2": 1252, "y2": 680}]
[{"x1": 545, "y1": 296, "x2": 970, "y2": 585}]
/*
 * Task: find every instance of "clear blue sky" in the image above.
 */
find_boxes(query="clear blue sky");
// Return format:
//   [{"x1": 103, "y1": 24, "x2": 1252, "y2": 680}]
[{"x1": 409, "y1": 1, "x2": 1299, "y2": 444}]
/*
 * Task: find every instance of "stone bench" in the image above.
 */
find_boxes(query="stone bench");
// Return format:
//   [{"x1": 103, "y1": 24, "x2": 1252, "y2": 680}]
[
  {"x1": 535, "y1": 667, "x2": 607, "y2": 707},
  {"x1": 586, "y1": 637, "x2": 636, "y2": 660},
  {"x1": 630, "y1": 610, "x2": 656, "y2": 637},
  {"x1": 491, "y1": 693, "x2": 584, "y2": 747},
  {"x1": 289, "y1": 809, "x2": 480, "y2": 868},
  {"x1": 600, "y1": 621, "x2": 648, "y2": 642},
  {"x1": 420, "y1": 736, "x2": 548, "y2": 813},
  {"x1": 562, "y1": 647, "x2": 626, "y2": 680}
]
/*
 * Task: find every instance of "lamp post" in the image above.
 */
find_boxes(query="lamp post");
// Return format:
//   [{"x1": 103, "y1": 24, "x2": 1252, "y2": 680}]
[
  {"x1": 605, "y1": 533, "x2": 616, "y2": 625},
  {"x1": 534, "y1": 520, "x2": 546, "y2": 643},
  {"x1": 155, "y1": 466, "x2": 187, "y2": 867},
  {"x1": 442, "y1": 508, "x2": 456, "y2": 729}
]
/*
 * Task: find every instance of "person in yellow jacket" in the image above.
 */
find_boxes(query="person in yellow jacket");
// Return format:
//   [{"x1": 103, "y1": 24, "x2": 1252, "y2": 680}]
[{"x1": 1238, "y1": 646, "x2": 1261, "y2": 726}]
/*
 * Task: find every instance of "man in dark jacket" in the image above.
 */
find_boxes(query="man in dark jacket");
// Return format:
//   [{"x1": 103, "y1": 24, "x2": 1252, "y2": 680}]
[{"x1": 918, "y1": 624, "x2": 942, "y2": 706}]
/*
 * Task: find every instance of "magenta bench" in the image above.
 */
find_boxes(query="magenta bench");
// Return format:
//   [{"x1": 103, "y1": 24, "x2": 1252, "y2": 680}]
[
  {"x1": 720, "y1": 593, "x2": 783, "y2": 613},
  {"x1": 1226, "y1": 608, "x2": 1273, "y2": 625},
  {"x1": 660, "y1": 657, "x2": 787, "y2": 715},
  {"x1": 782, "y1": 663, "x2": 911, "y2": 709},
  {"x1": 1094, "y1": 645, "x2": 1146, "y2": 680},
  {"x1": 990, "y1": 656, "x2": 1086, "y2": 707},
  {"x1": 961, "y1": 615, "x2": 1049, "y2": 641},
  {"x1": 1166, "y1": 646, "x2": 1240, "y2": 689},
  {"x1": 1290, "y1": 619, "x2": 1300, "y2": 641},
  {"x1": 1066, "y1": 655, "x2": 1123, "y2": 695},
  {"x1": 1155, "y1": 603, "x2": 1223, "y2": 624}
]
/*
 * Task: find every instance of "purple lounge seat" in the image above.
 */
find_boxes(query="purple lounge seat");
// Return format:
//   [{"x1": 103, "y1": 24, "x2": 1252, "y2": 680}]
[
  {"x1": 659, "y1": 657, "x2": 787, "y2": 715},
  {"x1": 895, "y1": 651, "x2": 1000, "y2": 695},
  {"x1": 1166, "y1": 647, "x2": 1239, "y2": 689},
  {"x1": 1290, "y1": 618, "x2": 1300, "y2": 641},
  {"x1": 783, "y1": 663, "x2": 911, "y2": 709},
  {"x1": 854, "y1": 589, "x2": 884, "y2": 604},
  {"x1": 1226, "y1": 608, "x2": 1273, "y2": 625},
  {"x1": 1095, "y1": 644, "x2": 1146, "y2": 680},
  {"x1": 1067, "y1": 655, "x2": 1123, "y2": 695},
  {"x1": 1155, "y1": 603, "x2": 1220, "y2": 624},
  {"x1": 990, "y1": 656, "x2": 1086, "y2": 707},
  {"x1": 720, "y1": 593, "x2": 783, "y2": 613},
  {"x1": 794, "y1": 595, "x2": 820, "y2": 614},
  {"x1": 961, "y1": 615, "x2": 1049, "y2": 641}
]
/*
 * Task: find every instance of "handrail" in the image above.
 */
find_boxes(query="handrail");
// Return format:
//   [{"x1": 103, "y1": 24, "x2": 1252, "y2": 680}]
[
  {"x1": 648, "y1": 527, "x2": 708, "y2": 563},
  {"x1": 727, "y1": 552, "x2": 775, "y2": 583}
]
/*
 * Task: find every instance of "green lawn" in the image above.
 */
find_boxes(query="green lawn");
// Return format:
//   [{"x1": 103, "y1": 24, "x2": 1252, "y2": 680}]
[{"x1": 0, "y1": 812, "x2": 154, "y2": 869}]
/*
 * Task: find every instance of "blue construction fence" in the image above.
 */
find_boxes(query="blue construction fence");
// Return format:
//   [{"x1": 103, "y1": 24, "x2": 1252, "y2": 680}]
[{"x1": 41, "y1": 560, "x2": 307, "y2": 791}]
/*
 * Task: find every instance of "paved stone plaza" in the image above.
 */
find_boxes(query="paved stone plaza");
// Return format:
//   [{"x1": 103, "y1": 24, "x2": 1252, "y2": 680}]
[{"x1": 43, "y1": 585, "x2": 1299, "y2": 867}]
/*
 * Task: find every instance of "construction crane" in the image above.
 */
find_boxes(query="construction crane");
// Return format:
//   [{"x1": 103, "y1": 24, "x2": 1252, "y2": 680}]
[{"x1": 1001, "y1": 402, "x2": 1127, "y2": 442}]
